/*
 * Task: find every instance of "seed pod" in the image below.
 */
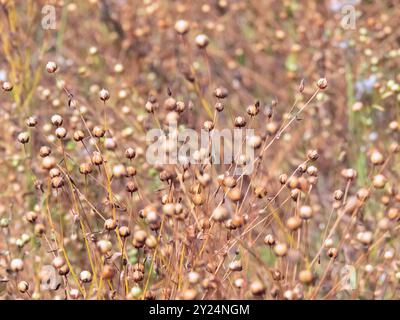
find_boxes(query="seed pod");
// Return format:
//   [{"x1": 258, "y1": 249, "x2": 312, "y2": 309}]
[
  {"x1": 10, "y1": 258, "x2": 24, "y2": 272},
  {"x1": 25, "y1": 211, "x2": 38, "y2": 223},
  {"x1": 215, "y1": 101, "x2": 224, "y2": 112},
  {"x1": 52, "y1": 256, "x2": 66, "y2": 269},
  {"x1": 51, "y1": 114, "x2": 63, "y2": 127},
  {"x1": 188, "y1": 271, "x2": 200, "y2": 284},
  {"x1": 234, "y1": 116, "x2": 246, "y2": 128},
  {"x1": 274, "y1": 242, "x2": 288, "y2": 257},
  {"x1": 126, "y1": 166, "x2": 137, "y2": 177},
  {"x1": 2, "y1": 81, "x2": 13, "y2": 91},
  {"x1": 341, "y1": 168, "x2": 357, "y2": 180},
  {"x1": 279, "y1": 173, "x2": 288, "y2": 185},
  {"x1": 145, "y1": 235, "x2": 157, "y2": 249},
  {"x1": 51, "y1": 176, "x2": 64, "y2": 189},
  {"x1": 125, "y1": 147, "x2": 136, "y2": 159},
  {"x1": 118, "y1": 226, "x2": 131, "y2": 238},
  {"x1": 203, "y1": 120, "x2": 214, "y2": 131},
  {"x1": 307, "y1": 165, "x2": 318, "y2": 176},
  {"x1": 247, "y1": 103, "x2": 259, "y2": 116},
  {"x1": 212, "y1": 206, "x2": 230, "y2": 222},
  {"x1": 231, "y1": 214, "x2": 244, "y2": 228},
  {"x1": 46, "y1": 61, "x2": 58, "y2": 73},
  {"x1": 132, "y1": 270, "x2": 144, "y2": 282},
  {"x1": 162, "y1": 203, "x2": 175, "y2": 216},
  {"x1": 80, "y1": 270, "x2": 92, "y2": 283},
  {"x1": 39, "y1": 146, "x2": 51, "y2": 157},
  {"x1": 250, "y1": 280, "x2": 265, "y2": 296},
  {"x1": 55, "y1": 127, "x2": 67, "y2": 139},
  {"x1": 299, "y1": 205, "x2": 313, "y2": 220},
  {"x1": 228, "y1": 260, "x2": 242, "y2": 272},
  {"x1": 92, "y1": 152, "x2": 103, "y2": 165},
  {"x1": 126, "y1": 180, "x2": 138, "y2": 193},
  {"x1": 266, "y1": 121, "x2": 279, "y2": 135},
  {"x1": 26, "y1": 116, "x2": 38, "y2": 127},
  {"x1": 290, "y1": 188, "x2": 300, "y2": 201},
  {"x1": 175, "y1": 100, "x2": 185, "y2": 113},
  {"x1": 299, "y1": 270, "x2": 313, "y2": 284},
  {"x1": 370, "y1": 150, "x2": 384, "y2": 165},
  {"x1": 357, "y1": 231, "x2": 373, "y2": 245},
  {"x1": 317, "y1": 78, "x2": 328, "y2": 89},
  {"x1": 334, "y1": 189, "x2": 344, "y2": 201},
  {"x1": 327, "y1": 247, "x2": 338, "y2": 259},
  {"x1": 214, "y1": 87, "x2": 228, "y2": 99},
  {"x1": 73, "y1": 130, "x2": 85, "y2": 141},
  {"x1": 113, "y1": 164, "x2": 126, "y2": 178},
  {"x1": 79, "y1": 163, "x2": 92, "y2": 175},
  {"x1": 286, "y1": 216, "x2": 302, "y2": 231},
  {"x1": 97, "y1": 239, "x2": 113, "y2": 254},
  {"x1": 254, "y1": 186, "x2": 267, "y2": 199},
  {"x1": 227, "y1": 187, "x2": 242, "y2": 201},
  {"x1": 92, "y1": 126, "x2": 105, "y2": 138},
  {"x1": 248, "y1": 135, "x2": 262, "y2": 149},
  {"x1": 307, "y1": 149, "x2": 319, "y2": 161},
  {"x1": 174, "y1": 19, "x2": 190, "y2": 35},
  {"x1": 104, "y1": 219, "x2": 117, "y2": 231},
  {"x1": 356, "y1": 188, "x2": 370, "y2": 201},
  {"x1": 192, "y1": 193, "x2": 205, "y2": 206},
  {"x1": 99, "y1": 88, "x2": 110, "y2": 101},
  {"x1": 101, "y1": 265, "x2": 115, "y2": 279},
  {"x1": 264, "y1": 234, "x2": 275, "y2": 246},
  {"x1": 18, "y1": 132, "x2": 29, "y2": 144},
  {"x1": 387, "y1": 207, "x2": 399, "y2": 220},
  {"x1": 164, "y1": 97, "x2": 176, "y2": 111},
  {"x1": 34, "y1": 223, "x2": 45, "y2": 236},
  {"x1": 17, "y1": 281, "x2": 29, "y2": 293},
  {"x1": 373, "y1": 174, "x2": 387, "y2": 189},
  {"x1": 195, "y1": 34, "x2": 209, "y2": 48}
]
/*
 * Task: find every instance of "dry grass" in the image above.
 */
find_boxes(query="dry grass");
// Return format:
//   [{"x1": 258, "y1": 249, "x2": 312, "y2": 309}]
[{"x1": 0, "y1": 0, "x2": 399, "y2": 300}]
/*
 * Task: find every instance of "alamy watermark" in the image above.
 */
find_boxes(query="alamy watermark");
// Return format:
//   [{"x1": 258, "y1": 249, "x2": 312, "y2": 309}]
[
  {"x1": 145, "y1": 121, "x2": 257, "y2": 175},
  {"x1": 41, "y1": 5, "x2": 56, "y2": 30}
]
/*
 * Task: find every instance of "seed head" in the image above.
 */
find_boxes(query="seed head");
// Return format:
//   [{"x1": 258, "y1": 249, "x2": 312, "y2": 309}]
[
  {"x1": 299, "y1": 270, "x2": 313, "y2": 284},
  {"x1": 79, "y1": 270, "x2": 92, "y2": 283},
  {"x1": 10, "y1": 258, "x2": 24, "y2": 272},
  {"x1": 174, "y1": 19, "x2": 190, "y2": 35},
  {"x1": 250, "y1": 280, "x2": 265, "y2": 296},
  {"x1": 214, "y1": 87, "x2": 228, "y2": 99},
  {"x1": 307, "y1": 149, "x2": 319, "y2": 161},
  {"x1": 51, "y1": 114, "x2": 63, "y2": 127},
  {"x1": 26, "y1": 116, "x2": 38, "y2": 127},
  {"x1": 55, "y1": 127, "x2": 67, "y2": 139},
  {"x1": 52, "y1": 256, "x2": 66, "y2": 269},
  {"x1": 370, "y1": 150, "x2": 384, "y2": 165},
  {"x1": 73, "y1": 130, "x2": 85, "y2": 142},
  {"x1": 25, "y1": 211, "x2": 38, "y2": 223},
  {"x1": 211, "y1": 206, "x2": 230, "y2": 222},
  {"x1": 125, "y1": 147, "x2": 136, "y2": 159},
  {"x1": 46, "y1": 61, "x2": 58, "y2": 73},
  {"x1": 104, "y1": 219, "x2": 117, "y2": 231},
  {"x1": 234, "y1": 116, "x2": 246, "y2": 128},
  {"x1": 299, "y1": 205, "x2": 313, "y2": 220},
  {"x1": 373, "y1": 174, "x2": 387, "y2": 189},
  {"x1": 118, "y1": 226, "x2": 131, "y2": 238},
  {"x1": 99, "y1": 88, "x2": 110, "y2": 101},
  {"x1": 195, "y1": 34, "x2": 209, "y2": 48},
  {"x1": 2, "y1": 81, "x2": 13, "y2": 91},
  {"x1": 18, "y1": 132, "x2": 29, "y2": 144},
  {"x1": 17, "y1": 281, "x2": 29, "y2": 293},
  {"x1": 317, "y1": 78, "x2": 328, "y2": 89},
  {"x1": 274, "y1": 242, "x2": 288, "y2": 257}
]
